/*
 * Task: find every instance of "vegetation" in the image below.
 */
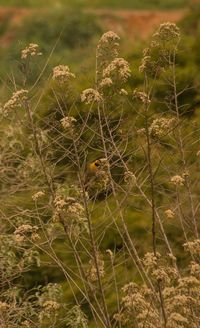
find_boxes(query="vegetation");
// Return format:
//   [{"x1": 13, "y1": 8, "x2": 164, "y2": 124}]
[
  {"x1": 1, "y1": 2, "x2": 200, "y2": 328},
  {"x1": 1, "y1": 0, "x2": 189, "y2": 9}
]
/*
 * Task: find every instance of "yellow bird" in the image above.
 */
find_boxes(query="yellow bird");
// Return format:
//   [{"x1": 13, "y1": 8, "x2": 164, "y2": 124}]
[{"x1": 85, "y1": 157, "x2": 125, "y2": 200}]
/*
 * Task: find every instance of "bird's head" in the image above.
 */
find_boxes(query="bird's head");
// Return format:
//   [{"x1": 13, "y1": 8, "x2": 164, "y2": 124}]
[{"x1": 88, "y1": 159, "x2": 102, "y2": 173}]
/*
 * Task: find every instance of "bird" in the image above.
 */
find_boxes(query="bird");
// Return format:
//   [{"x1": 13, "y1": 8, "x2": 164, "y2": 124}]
[{"x1": 85, "y1": 156, "x2": 125, "y2": 200}]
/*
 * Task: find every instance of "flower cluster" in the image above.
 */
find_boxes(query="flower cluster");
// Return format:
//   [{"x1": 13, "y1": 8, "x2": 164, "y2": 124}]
[
  {"x1": 154, "y1": 22, "x2": 180, "y2": 42},
  {"x1": 32, "y1": 190, "x2": 45, "y2": 201},
  {"x1": 3, "y1": 89, "x2": 28, "y2": 114},
  {"x1": 133, "y1": 89, "x2": 150, "y2": 104},
  {"x1": 14, "y1": 224, "x2": 39, "y2": 243},
  {"x1": 21, "y1": 43, "x2": 42, "y2": 59},
  {"x1": 114, "y1": 282, "x2": 159, "y2": 327},
  {"x1": 54, "y1": 194, "x2": 88, "y2": 237},
  {"x1": 42, "y1": 300, "x2": 60, "y2": 311},
  {"x1": 165, "y1": 209, "x2": 175, "y2": 219},
  {"x1": 99, "y1": 77, "x2": 113, "y2": 89},
  {"x1": 38, "y1": 283, "x2": 62, "y2": 322},
  {"x1": 183, "y1": 239, "x2": 200, "y2": 255},
  {"x1": 139, "y1": 55, "x2": 159, "y2": 75},
  {"x1": 81, "y1": 88, "x2": 102, "y2": 104},
  {"x1": 103, "y1": 57, "x2": 131, "y2": 83},
  {"x1": 87, "y1": 254, "x2": 105, "y2": 282},
  {"x1": 149, "y1": 117, "x2": 176, "y2": 138},
  {"x1": 60, "y1": 116, "x2": 77, "y2": 130},
  {"x1": 139, "y1": 22, "x2": 180, "y2": 77},
  {"x1": 52, "y1": 65, "x2": 75, "y2": 83},
  {"x1": 97, "y1": 31, "x2": 120, "y2": 64},
  {"x1": 171, "y1": 175, "x2": 185, "y2": 186}
]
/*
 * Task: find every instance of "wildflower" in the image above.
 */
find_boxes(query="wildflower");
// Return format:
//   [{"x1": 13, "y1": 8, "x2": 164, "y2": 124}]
[
  {"x1": 171, "y1": 175, "x2": 185, "y2": 186},
  {"x1": 137, "y1": 128, "x2": 146, "y2": 135},
  {"x1": 14, "y1": 234, "x2": 25, "y2": 243},
  {"x1": 139, "y1": 55, "x2": 152, "y2": 73},
  {"x1": 99, "y1": 77, "x2": 113, "y2": 88},
  {"x1": 183, "y1": 239, "x2": 200, "y2": 255},
  {"x1": 97, "y1": 31, "x2": 120, "y2": 60},
  {"x1": 52, "y1": 65, "x2": 75, "y2": 83},
  {"x1": 42, "y1": 300, "x2": 60, "y2": 311},
  {"x1": 87, "y1": 254, "x2": 105, "y2": 282},
  {"x1": 81, "y1": 88, "x2": 102, "y2": 104},
  {"x1": 165, "y1": 209, "x2": 175, "y2": 219},
  {"x1": 103, "y1": 58, "x2": 131, "y2": 83},
  {"x1": 124, "y1": 170, "x2": 136, "y2": 183},
  {"x1": 133, "y1": 89, "x2": 150, "y2": 104},
  {"x1": 54, "y1": 196, "x2": 66, "y2": 212},
  {"x1": 32, "y1": 190, "x2": 45, "y2": 201},
  {"x1": 14, "y1": 224, "x2": 38, "y2": 235},
  {"x1": 98, "y1": 31, "x2": 120, "y2": 48},
  {"x1": 143, "y1": 252, "x2": 160, "y2": 269},
  {"x1": 149, "y1": 117, "x2": 176, "y2": 138},
  {"x1": 67, "y1": 202, "x2": 85, "y2": 217},
  {"x1": 31, "y1": 233, "x2": 40, "y2": 242},
  {"x1": 120, "y1": 282, "x2": 159, "y2": 326},
  {"x1": 154, "y1": 22, "x2": 180, "y2": 42},
  {"x1": 3, "y1": 89, "x2": 28, "y2": 113},
  {"x1": 21, "y1": 43, "x2": 42, "y2": 59},
  {"x1": 60, "y1": 116, "x2": 77, "y2": 129},
  {"x1": 119, "y1": 88, "x2": 128, "y2": 96},
  {"x1": 190, "y1": 261, "x2": 200, "y2": 277}
]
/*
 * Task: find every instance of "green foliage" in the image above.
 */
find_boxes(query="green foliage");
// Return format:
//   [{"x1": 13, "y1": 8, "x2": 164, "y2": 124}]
[{"x1": 1, "y1": 0, "x2": 189, "y2": 9}]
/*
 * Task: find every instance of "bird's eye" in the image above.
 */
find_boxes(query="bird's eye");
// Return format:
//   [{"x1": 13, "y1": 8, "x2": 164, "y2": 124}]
[{"x1": 94, "y1": 161, "x2": 100, "y2": 167}]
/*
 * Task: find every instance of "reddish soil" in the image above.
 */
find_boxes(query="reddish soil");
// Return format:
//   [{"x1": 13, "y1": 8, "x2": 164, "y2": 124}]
[
  {"x1": 87, "y1": 8, "x2": 187, "y2": 40},
  {"x1": 0, "y1": 7, "x2": 187, "y2": 47}
]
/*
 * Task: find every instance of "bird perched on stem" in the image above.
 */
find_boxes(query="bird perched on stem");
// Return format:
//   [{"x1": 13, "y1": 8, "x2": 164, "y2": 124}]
[{"x1": 85, "y1": 156, "x2": 124, "y2": 200}]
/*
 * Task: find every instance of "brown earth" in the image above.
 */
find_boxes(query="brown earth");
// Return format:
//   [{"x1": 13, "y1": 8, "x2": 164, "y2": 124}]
[
  {"x1": 0, "y1": 7, "x2": 187, "y2": 47},
  {"x1": 88, "y1": 9, "x2": 187, "y2": 40}
]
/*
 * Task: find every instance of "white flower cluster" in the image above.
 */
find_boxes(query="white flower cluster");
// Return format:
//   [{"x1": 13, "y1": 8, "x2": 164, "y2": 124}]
[
  {"x1": 149, "y1": 117, "x2": 176, "y2": 138},
  {"x1": 3, "y1": 89, "x2": 28, "y2": 113},
  {"x1": 54, "y1": 194, "x2": 88, "y2": 237},
  {"x1": 184, "y1": 239, "x2": 200, "y2": 255},
  {"x1": 52, "y1": 65, "x2": 75, "y2": 83},
  {"x1": 154, "y1": 22, "x2": 180, "y2": 42},
  {"x1": 97, "y1": 31, "x2": 120, "y2": 59},
  {"x1": 133, "y1": 89, "x2": 150, "y2": 104},
  {"x1": 98, "y1": 31, "x2": 120, "y2": 48},
  {"x1": 99, "y1": 77, "x2": 113, "y2": 89},
  {"x1": 42, "y1": 300, "x2": 60, "y2": 311},
  {"x1": 14, "y1": 224, "x2": 39, "y2": 243},
  {"x1": 81, "y1": 88, "x2": 102, "y2": 105},
  {"x1": 119, "y1": 88, "x2": 128, "y2": 96},
  {"x1": 165, "y1": 209, "x2": 175, "y2": 219},
  {"x1": 171, "y1": 175, "x2": 185, "y2": 186},
  {"x1": 103, "y1": 57, "x2": 131, "y2": 83},
  {"x1": 60, "y1": 116, "x2": 77, "y2": 129},
  {"x1": 21, "y1": 43, "x2": 42, "y2": 59},
  {"x1": 32, "y1": 190, "x2": 45, "y2": 201}
]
